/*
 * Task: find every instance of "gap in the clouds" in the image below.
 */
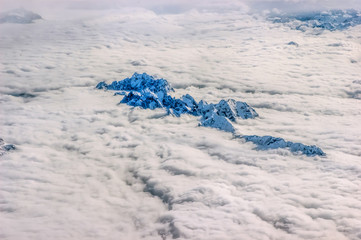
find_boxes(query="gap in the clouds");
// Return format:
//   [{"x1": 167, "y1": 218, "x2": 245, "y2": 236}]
[{"x1": 96, "y1": 73, "x2": 325, "y2": 156}]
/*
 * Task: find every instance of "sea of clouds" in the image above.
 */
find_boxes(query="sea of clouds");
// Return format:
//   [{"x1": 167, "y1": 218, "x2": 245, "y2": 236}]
[{"x1": 0, "y1": 0, "x2": 361, "y2": 239}]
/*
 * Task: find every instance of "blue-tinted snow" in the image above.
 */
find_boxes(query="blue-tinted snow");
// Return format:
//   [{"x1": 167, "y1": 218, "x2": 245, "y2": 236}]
[
  {"x1": 0, "y1": 8, "x2": 42, "y2": 24},
  {"x1": 270, "y1": 9, "x2": 361, "y2": 31},
  {"x1": 97, "y1": 73, "x2": 324, "y2": 156}
]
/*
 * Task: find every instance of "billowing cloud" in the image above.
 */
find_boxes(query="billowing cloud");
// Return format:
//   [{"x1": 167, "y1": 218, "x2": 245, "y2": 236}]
[
  {"x1": 1, "y1": 0, "x2": 360, "y2": 13},
  {"x1": 245, "y1": 0, "x2": 361, "y2": 12}
]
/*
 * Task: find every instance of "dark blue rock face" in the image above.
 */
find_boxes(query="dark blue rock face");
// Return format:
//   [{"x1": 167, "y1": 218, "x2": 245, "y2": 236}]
[
  {"x1": 120, "y1": 91, "x2": 163, "y2": 110},
  {"x1": 164, "y1": 94, "x2": 199, "y2": 117},
  {"x1": 96, "y1": 72, "x2": 173, "y2": 96},
  {"x1": 215, "y1": 99, "x2": 259, "y2": 121},
  {"x1": 270, "y1": 9, "x2": 361, "y2": 31},
  {"x1": 97, "y1": 73, "x2": 325, "y2": 156},
  {"x1": 0, "y1": 138, "x2": 15, "y2": 157},
  {"x1": 287, "y1": 41, "x2": 299, "y2": 47},
  {"x1": 241, "y1": 135, "x2": 325, "y2": 156}
]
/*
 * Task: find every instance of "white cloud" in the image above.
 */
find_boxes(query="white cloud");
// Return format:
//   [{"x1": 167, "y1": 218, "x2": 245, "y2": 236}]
[
  {"x1": 246, "y1": 0, "x2": 361, "y2": 12},
  {"x1": 1, "y1": 5, "x2": 361, "y2": 240},
  {"x1": 1, "y1": 0, "x2": 360, "y2": 13}
]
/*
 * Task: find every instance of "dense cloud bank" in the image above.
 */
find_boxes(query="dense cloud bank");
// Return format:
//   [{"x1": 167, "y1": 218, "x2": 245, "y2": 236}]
[{"x1": 1, "y1": 0, "x2": 361, "y2": 14}]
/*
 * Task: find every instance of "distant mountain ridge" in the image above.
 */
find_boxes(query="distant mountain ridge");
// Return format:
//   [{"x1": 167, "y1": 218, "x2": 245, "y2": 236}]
[
  {"x1": 0, "y1": 8, "x2": 42, "y2": 24},
  {"x1": 97, "y1": 73, "x2": 325, "y2": 156},
  {"x1": 269, "y1": 9, "x2": 361, "y2": 31}
]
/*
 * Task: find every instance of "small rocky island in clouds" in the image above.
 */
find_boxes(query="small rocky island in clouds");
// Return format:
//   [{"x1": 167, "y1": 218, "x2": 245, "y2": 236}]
[
  {"x1": 0, "y1": 138, "x2": 15, "y2": 157},
  {"x1": 97, "y1": 73, "x2": 325, "y2": 156}
]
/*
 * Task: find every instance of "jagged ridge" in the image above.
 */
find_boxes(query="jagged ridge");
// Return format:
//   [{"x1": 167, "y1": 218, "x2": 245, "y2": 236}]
[
  {"x1": 240, "y1": 135, "x2": 325, "y2": 156},
  {"x1": 96, "y1": 73, "x2": 258, "y2": 129},
  {"x1": 97, "y1": 73, "x2": 325, "y2": 156}
]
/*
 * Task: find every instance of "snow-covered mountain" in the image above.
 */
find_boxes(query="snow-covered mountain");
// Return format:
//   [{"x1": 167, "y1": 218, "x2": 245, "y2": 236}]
[
  {"x1": 97, "y1": 72, "x2": 325, "y2": 156},
  {"x1": 270, "y1": 9, "x2": 361, "y2": 31}
]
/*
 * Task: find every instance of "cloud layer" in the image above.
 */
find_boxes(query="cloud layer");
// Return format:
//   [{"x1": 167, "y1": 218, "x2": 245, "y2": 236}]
[
  {"x1": 1, "y1": 0, "x2": 361, "y2": 13},
  {"x1": 1, "y1": 6, "x2": 361, "y2": 240}
]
